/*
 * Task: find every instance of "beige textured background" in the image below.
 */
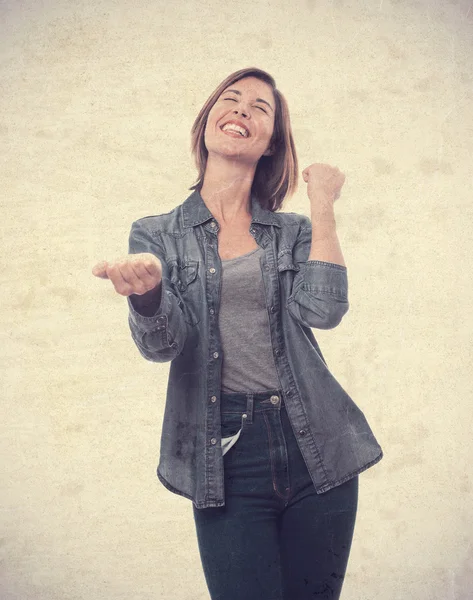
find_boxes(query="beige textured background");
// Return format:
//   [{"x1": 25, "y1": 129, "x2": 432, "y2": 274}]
[{"x1": 1, "y1": 0, "x2": 472, "y2": 598}]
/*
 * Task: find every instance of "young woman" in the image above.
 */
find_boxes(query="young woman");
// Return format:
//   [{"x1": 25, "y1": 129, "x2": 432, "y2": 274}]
[{"x1": 92, "y1": 67, "x2": 383, "y2": 600}]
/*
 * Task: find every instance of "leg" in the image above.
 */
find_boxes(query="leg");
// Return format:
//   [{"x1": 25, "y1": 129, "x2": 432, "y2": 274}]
[
  {"x1": 279, "y1": 475, "x2": 359, "y2": 600},
  {"x1": 192, "y1": 501, "x2": 283, "y2": 600}
]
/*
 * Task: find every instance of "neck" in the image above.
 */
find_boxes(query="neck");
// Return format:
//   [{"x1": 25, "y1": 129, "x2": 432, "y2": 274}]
[{"x1": 199, "y1": 154, "x2": 257, "y2": 224}]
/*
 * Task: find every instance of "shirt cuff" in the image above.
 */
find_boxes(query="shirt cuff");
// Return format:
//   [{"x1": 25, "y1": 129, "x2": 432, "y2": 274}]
[
  {"x1": 127, "y1": 283, "x2": 170, "y2": 332},
  {"x1": 298, "y1": 261, "x2": 348, "y2": 299}
]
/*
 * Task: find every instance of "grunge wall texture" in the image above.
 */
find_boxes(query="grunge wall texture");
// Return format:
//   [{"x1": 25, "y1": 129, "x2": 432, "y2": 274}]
[{"x1": 1, "y1": 0, "x2": 472, "y2": 598}]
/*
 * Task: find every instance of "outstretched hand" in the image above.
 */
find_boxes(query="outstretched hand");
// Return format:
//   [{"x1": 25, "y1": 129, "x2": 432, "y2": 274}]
[{"x1": 91, "y1": 253, "x2": 162, "y2": 297}]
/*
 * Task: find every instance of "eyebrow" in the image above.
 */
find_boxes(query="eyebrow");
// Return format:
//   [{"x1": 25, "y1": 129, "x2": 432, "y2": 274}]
[{"x1": 222, "y1": 88, "x2": 274, "y2": 112}]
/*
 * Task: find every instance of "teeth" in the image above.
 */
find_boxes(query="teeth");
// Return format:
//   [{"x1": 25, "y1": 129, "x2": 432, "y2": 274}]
[
  {"x1": 224, "y1": 127, "x2": 245, "y2": 136},
  {"x1": 222, "y1": 123, "x2": 248, "y2": 137}
]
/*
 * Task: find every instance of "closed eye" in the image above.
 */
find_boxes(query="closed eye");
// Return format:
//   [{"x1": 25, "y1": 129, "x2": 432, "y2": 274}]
[{"x1": 223, "y1": 98, "x2": 267, "y2": 114}]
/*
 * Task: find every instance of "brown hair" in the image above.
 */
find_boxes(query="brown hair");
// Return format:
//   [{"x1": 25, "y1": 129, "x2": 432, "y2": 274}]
[{"x1": 189, "y1": 67, "x2": 298, "y2": 212}]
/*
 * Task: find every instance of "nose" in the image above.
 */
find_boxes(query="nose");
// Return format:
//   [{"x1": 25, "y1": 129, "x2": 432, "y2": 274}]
[{"x1": 234, "y1": 105, "x2": 248, "y2": 118}]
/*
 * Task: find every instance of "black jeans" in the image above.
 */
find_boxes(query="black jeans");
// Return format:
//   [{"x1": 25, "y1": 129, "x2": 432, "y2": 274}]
[{"x1": 192, "y1": 388, "x2": 359, "y2": 600}]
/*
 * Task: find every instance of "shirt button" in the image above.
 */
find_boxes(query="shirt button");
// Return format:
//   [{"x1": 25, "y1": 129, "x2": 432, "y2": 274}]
[
  {"x1": 270, "y1": 306, "x2": 276, "y2": 313},
  {"x1": 275, "y1": 349, "x2": 280, "y2": 356},
  {"x1": 209, "y1": 268, "x2": 216, "y2": 274},
  {"x1": 211, "y1": 438, "x2": 217, "y2": 445},
  {"x1": 213, "y1": 352, "x2": 219, "y2": 359},
  {"x1": 209, "y1": 308, "x2": 214, "y2": 314},
  {"x1": 299, "y1": 430, "x2": 307, "y2": 436},
  {"x1": 270, "y1": 395, "x2": 279, "y2": 405},
  {"x1": 211, "y1": 396, "x2": 217, "y2": 403},
  {"x1": 211, "y1": 222, "x2": 216, "y2": 228}
]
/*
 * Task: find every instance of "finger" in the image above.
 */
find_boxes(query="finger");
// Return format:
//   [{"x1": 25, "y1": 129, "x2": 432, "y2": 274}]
[
  {"x1": 117, "y1": 260, "x2": 154, "y2": 296},
  {"x1": 107, "y1": 263, "x2": 135, "y2": 296},
  {"x1": 129, "y1": 261, "x2": 160, "y2": 292},
  {"x1": 92, "y1": 261, "x2": 109, "y2": 279},
  {"x1": 133, "y1": 255, "x2": 161, "y2": 278}
]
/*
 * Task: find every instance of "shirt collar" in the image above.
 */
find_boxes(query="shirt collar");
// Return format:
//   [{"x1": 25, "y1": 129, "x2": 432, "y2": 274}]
[{"x1": 181, "y1": 189, "x2": 282, "y2": 229}]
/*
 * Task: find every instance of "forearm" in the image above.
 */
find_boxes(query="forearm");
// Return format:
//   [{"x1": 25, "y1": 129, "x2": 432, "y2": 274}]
[{"x1": 307, "y1": 208, "x2": 346, "y2": 267}]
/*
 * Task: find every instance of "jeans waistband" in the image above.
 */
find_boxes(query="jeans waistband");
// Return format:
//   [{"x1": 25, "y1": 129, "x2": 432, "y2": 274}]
[{"x1": 219, "y1": 388, "x2": 285, "y2": 423}]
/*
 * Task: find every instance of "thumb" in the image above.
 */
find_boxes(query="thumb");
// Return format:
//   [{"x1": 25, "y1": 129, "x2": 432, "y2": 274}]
[{"x1": 92, "y1": 260, "x2": 109, "y2": 279}]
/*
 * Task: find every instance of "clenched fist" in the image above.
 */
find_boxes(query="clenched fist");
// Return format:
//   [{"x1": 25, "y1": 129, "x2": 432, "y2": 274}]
[
  {"x1": 91, "y1": 253, "x2": 162, "y2": 297},
  {"x1": 302, "y1": 163, "x2": 346, "y2": 215}
]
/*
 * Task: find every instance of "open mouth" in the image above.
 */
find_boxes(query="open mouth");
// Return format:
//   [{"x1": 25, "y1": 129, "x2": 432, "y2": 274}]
[
  {"x1": 220, "y1": 123, "x2": 250, "y2": 138},
  {"x1": 221, "y1": 129, "x2": 246, "y2": 138}
]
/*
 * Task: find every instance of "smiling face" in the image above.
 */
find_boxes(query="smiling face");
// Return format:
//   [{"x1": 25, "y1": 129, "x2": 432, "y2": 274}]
[{"x1": 203, "y1": 76, "x2": 276, "y2": 165}]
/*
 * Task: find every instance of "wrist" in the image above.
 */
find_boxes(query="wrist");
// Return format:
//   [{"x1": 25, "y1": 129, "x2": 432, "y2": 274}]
[{"x1": 310, "y1": 210, "x2": 336, "y2": 227}]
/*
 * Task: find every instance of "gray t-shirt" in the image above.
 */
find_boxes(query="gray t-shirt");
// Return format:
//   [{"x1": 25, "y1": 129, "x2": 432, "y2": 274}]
[{"x1": 219, "y1": 246, "x2": 281, "y2": 455}]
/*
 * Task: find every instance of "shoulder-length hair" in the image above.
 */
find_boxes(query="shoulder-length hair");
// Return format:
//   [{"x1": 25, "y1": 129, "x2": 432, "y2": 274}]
[{"x1": 189, "y1": 67, "x2": 298, "y2": 212}]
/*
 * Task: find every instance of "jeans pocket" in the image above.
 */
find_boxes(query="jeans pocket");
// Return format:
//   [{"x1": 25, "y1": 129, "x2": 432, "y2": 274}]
[{"x1": 221, "y1": 412, "x2": 244, "y2": 438}]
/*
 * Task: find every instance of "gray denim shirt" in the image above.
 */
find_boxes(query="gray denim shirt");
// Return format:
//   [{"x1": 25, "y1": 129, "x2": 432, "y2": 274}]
[{"x1": 127, "y1": 189, "x2": 383, "y2": 509}]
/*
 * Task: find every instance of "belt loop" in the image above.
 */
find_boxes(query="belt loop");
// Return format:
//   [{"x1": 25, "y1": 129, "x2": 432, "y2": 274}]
[{"x1": 245, "y1": 393, "x2": 254, "y2": 424}]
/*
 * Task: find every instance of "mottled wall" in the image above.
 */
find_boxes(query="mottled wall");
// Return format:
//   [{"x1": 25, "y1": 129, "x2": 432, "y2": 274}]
[{"x1": 1, "y1": 0, "x2": 472, "y2": 598}]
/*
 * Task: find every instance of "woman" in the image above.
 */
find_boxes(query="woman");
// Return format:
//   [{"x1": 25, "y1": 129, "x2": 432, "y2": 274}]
[{"x1": 92, "y1": 67, "x2": 383, "y2": 600}]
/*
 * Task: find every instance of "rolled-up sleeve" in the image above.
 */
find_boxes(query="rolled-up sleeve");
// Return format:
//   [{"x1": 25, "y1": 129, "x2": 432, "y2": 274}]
[
  {"x1": 127, "y1": 219, "x2": 188, "y2": 362},
  {"x1": 286, "y1": 220, "x2": 349, "y2": 330}
]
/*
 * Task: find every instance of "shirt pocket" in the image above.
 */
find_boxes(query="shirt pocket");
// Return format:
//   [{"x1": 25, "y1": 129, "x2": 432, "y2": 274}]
[
  {"x1": 277, "y1": 252, "x2": 300, "y2": 294},
  {"x1": 168, "y1": 259, "x2": 201, "y2": 326},
  {"x1": 277, "y1": 252, "x2": 300, "y2": 274}
]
